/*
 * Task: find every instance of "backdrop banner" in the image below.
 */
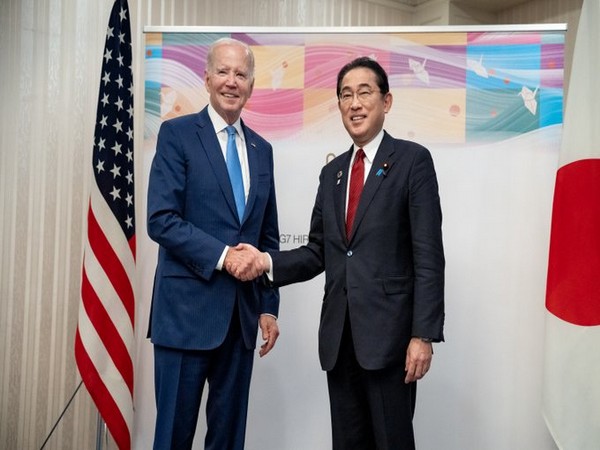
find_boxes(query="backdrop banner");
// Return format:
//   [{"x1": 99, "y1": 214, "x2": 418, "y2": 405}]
[{"x1": 137, "y1": 26, "x2": 564, "y2": 450}]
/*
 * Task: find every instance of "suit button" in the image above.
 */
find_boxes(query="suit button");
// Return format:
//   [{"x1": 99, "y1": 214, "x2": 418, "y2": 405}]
[{"x1": 347, "y1": 250, "x2": 353, "y2": 257}]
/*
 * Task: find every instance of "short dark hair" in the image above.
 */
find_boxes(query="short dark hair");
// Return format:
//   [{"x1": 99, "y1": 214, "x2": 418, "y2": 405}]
[{"x1": 336, "y1": 56, "x2": 390, "y2": 98}]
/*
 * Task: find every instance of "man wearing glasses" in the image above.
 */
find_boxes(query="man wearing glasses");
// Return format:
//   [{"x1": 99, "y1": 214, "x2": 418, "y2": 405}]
[{"x1": 230, "y1": 56, "x2": 445, "y2": 449}]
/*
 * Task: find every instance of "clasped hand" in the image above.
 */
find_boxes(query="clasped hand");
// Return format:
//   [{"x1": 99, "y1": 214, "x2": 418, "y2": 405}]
[{"x1": 224, "y1": 243, "x2": 270, "y2": 281}]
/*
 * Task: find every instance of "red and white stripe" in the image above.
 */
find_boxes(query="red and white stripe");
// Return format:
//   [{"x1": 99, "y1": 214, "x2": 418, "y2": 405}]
[{"x1": 75, "y1": 182, "x2": 135, "y2": 449}]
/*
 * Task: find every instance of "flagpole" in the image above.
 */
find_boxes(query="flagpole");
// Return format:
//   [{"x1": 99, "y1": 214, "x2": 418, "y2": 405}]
[
  {"x1": 96, "y1": 412, "x2": 105, "y2": 450},
  {"x1": 38, "y1": 381, "x2": 84, "y2": 449}
]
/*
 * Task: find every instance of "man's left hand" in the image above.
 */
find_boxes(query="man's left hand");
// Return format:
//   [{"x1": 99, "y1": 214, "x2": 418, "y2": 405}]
[
  {"x1": 258, "y1": 314, "x2": 280, "y2": 357},
  {"x1": 404, "y1": 337, "x2": 433, "y2": 383}
]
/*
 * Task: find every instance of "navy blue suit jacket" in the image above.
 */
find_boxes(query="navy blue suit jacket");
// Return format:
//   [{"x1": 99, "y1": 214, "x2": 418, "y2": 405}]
[
  {"x1": 147, "y1": 107, "x2": 279, "y2": 351},
  {"x1": 271, "y1": 132, "x2": 444, "y2": 371}
]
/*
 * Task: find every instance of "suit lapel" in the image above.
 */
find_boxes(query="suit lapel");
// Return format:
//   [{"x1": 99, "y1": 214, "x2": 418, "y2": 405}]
[
  {"x1": 333, "y1": 148, "x2": 353, "y2": 242},
  {"x1": 195, "y1": 108, "x2": 239, "y2": 222},
  {"x1": 242, "y1": 121, "x2": 259, "y2": 226},
  {"x1": 349, "y1": 132, "x2": 396, "y2": 241}
]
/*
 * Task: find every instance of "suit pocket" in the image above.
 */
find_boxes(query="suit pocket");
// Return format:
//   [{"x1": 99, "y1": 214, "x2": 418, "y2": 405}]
[
  {"x1": 257, "y1": 172, "x2": 270, "y2": 181},
  {"x1": 161, "y1": 262, "x2": 198, "y2": 279},
  {"x1": 383, "y1": 276, "x2": 413, "y2": 294}
]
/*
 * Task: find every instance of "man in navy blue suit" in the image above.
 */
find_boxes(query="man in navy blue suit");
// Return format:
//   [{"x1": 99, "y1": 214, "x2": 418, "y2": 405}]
[
  {"x1": 231, "y1": 57, "x2": 445, "y2": 449},
  {"x1": 147, "y1": 37, "x2": 280, "y2": 450}
]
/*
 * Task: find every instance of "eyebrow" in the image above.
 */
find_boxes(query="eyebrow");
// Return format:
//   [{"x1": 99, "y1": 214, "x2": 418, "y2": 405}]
[{"x1": 340, "y1": 82, "x2": 376, "y2": 91}]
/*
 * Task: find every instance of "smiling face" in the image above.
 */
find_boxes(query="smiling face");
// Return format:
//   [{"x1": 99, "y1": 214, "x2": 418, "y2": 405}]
[
  {"x1": 205, "y1": 41, "x2": 254, "y2": 124},
  {"x1": 338, "y1": 67, "x2": 392, "y2": 148}
]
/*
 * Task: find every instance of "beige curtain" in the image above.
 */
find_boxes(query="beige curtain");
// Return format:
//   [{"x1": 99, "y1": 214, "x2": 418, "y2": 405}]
[{"x1": 0, "y1": 0, "x2": 110, "y2": 448}]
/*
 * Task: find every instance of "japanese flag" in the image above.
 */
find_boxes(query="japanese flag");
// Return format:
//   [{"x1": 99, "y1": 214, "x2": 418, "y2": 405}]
[{"x1": 543, "y1": 0, "x2": 600, "y2": 449}]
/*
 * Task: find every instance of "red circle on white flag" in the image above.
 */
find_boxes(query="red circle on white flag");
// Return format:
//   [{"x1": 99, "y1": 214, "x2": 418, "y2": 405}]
[{"x1": 546, "y1": 159, "x2": 600, "y2": 326}]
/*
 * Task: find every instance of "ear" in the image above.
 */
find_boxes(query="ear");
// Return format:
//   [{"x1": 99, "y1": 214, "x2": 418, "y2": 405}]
[
  {"x1": 383, "y1": 91, "x2": 393, "y2": 113},
  {"x1": 204, "y1": 70, "x2": 210, "y2": 93}
]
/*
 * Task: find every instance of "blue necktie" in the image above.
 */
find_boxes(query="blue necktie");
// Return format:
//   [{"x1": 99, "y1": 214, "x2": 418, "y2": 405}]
[{"x1": 226, "y1": 125, "x2": 245, "y2": 220}]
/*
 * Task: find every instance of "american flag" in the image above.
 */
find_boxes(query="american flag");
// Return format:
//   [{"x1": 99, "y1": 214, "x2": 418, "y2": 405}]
[{"x1": 74, "y1": 1, "x2": 135, "y2": 448}]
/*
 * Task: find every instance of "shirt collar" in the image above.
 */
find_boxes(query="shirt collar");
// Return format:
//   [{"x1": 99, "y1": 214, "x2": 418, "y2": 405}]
[
  {"x1": 207, "y1": 104, "x2": 242, "y2": 136},
  {"x1": 352, "y1": 128, "x2": 385, "y2": 165}
]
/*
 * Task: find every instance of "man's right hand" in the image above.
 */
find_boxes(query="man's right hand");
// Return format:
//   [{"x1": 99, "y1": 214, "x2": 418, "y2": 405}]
[{"x1": 224, "y1": 243, "x2": 270, "y2": 281}]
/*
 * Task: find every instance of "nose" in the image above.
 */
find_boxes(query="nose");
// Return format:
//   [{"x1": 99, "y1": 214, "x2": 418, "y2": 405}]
[
  {"x1": 350, "y1": 95, "x2": 362, "y2": 108},
  {"x1": 224, "y1": 70, "x2": 236, "y2": 86},
  {"x1": 225, "y1": 71, "x2": 236, "y2": 85}
]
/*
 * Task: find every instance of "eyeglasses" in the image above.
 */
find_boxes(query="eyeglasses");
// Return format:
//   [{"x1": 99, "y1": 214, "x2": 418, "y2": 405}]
[{"x1": 338, "y1": 88, "x2": 381, "y2": 105}]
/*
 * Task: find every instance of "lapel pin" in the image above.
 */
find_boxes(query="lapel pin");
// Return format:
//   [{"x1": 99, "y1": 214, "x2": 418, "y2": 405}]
[
  {"x1": 377, "y1": 163, "x2": 389, "y2": 177},
  {"x1": 336, "y1": 171, "x2": 343, "y2": 185}
]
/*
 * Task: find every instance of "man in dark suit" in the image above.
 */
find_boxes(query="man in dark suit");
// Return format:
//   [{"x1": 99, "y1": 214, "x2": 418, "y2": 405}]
[
  {"x1": 146, "y1": 38, "x2": 280, "y2": 450},
  {"x1": 231, "y1": 56, "x2": 445, "y2": 449}
]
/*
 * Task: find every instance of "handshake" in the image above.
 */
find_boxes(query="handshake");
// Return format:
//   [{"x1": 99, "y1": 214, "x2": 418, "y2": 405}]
[{"x1": 224, "y1": 243, "x2": 271, "y2": 282}]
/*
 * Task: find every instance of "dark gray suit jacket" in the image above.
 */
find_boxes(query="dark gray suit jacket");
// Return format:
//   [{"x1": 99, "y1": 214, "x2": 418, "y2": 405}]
[{"x1": 271, "y1": 131, "x2": 444, "y2": 371}]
